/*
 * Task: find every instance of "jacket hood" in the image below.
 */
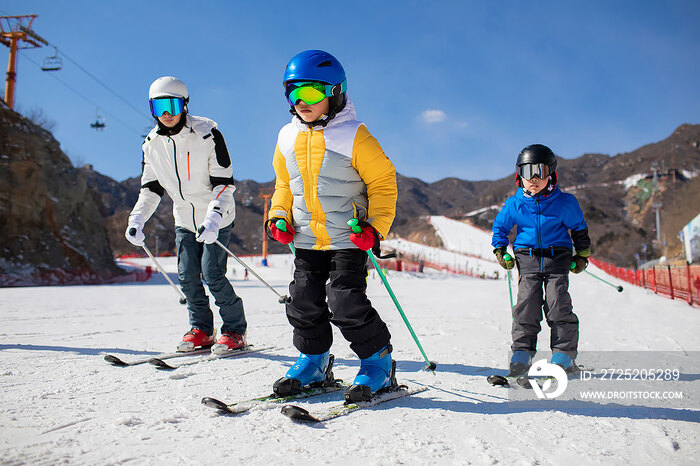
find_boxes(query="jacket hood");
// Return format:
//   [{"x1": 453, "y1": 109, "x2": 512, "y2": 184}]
[{"x1": 149, "y1": 114, "x2": 217, "y2": 139}]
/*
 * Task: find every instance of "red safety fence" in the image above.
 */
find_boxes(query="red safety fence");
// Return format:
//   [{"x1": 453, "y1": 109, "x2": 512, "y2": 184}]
[
  {"x1": 589, "y1": 258, "x2": 700, "y2": 308},
  {"x1": 372, "y1": 257, "x2": 500, "y2": 280},
  {"x1": 0, "y1": 266, "x2": 152, "y2": 287}
]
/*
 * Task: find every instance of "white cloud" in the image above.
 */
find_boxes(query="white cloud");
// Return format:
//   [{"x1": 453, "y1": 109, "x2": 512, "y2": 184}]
[{"x1": 421, "y1": 109, "x2": 447, "y2": 123}]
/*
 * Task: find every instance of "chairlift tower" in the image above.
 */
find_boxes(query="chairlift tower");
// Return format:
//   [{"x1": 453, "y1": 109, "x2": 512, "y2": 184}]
[
  {"x1": 650, "y1": 162, "x2": 663, "y2": 245},
  {"x1": 0, "y1": 15, "x2": 48, "y2": 109}
]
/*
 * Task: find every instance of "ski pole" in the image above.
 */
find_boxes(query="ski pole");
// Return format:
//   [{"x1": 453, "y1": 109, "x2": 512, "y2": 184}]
[
  {"x1": 214, "y1": 240, "x2": 291, "y2": 303},
  {"x1": 140, "y1": 243, "x2": 187, "y2": 304},
  {"x1": 577, "y1": 266, "x2": 624, "y2": 292},
  {"x1": 348, "y1": 219, "x2": 437, "y2": 371},
  {"x1": 275, "y1": 219, "x2": 296, "y2": 255},
  {"x1": 504, "y1": 253, "x2": 514, "y2": 308}
]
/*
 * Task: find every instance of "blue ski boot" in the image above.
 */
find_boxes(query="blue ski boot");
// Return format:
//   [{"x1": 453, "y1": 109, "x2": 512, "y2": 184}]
[
  {"x1": 551, "y1": 352, "x2": 575, "y2": 373},
  {"x1": 273, "y1": 351, "x2": 332, "y2": 396},
  {"x1": 345, "y1": 346, "x2": 395, "y2": 403},
  {"x1": 508, "y1": 350, "x2": 532, "y2": 377}
]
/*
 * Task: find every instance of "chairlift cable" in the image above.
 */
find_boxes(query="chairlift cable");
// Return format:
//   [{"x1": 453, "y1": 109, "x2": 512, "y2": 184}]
[
  {"x1": 54, "y1": 47, "x2": 150, "y2": 123},
  {"x1": 19, "y1": 50, "x2": 144, "y2": 136}
]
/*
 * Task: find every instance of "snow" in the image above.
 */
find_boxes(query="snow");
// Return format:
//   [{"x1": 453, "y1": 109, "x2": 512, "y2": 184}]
[
  {"x1": 383, "y1": 237, "x2": 501, "y2": 277},
  {"x1": 622, "y1": 173, "x2": 647, "y2": 190},
  {"x1": 2, "y1": 243, "x2": 699, "y2": 464},
  {"x1": 429, "y1": 215, "x2": 495, "y2": 259}
]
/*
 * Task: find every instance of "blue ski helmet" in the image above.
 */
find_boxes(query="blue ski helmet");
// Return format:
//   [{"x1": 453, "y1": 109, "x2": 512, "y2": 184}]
[
  {"x1": 283, "y1": 50, "x2": 346, "y2": 88},
  {"x1": 283, "y1": 50, "x2": 347, "y2": 125}
]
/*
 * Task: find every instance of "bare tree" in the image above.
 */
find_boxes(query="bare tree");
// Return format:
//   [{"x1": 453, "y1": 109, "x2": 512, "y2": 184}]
[{"x1": 21, "y1": 106, "x2": 57, "y2": 132}]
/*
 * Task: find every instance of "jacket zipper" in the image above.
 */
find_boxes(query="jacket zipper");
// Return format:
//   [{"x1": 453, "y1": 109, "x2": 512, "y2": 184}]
[
  {"x1": 536, "y1": 197, "x2": 543, "y2": 271},
  {"x1": 187, "y1": 152, "x2": 191, "y2": 180},
  {"x1": 170, "y1": 137, "x2": 185, "y2": 201},
  {"x1": 307, "y1": 127, "x2": 315, "y2": 215},
  {"x1": 170, "y1": 136, "x2": 197, "y2": 230}
]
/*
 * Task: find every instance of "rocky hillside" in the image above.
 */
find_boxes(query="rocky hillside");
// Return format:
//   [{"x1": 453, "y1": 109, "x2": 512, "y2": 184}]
[{"x1": 0, "y1": 104, "x2": 124, "y2": 286}]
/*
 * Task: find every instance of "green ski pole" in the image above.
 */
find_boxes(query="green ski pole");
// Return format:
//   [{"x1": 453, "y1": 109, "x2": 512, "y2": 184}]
[
  {"x1": 275, "y1": 219, "x2": 296, "y2": 255},
  {"x1": 571, "y1": 261, "x2": 624, "y2": 292},
  {"x1": 504, "y1": 253, "x2": 514, "y2": 308},
  {"x1": 348, "y1": 219, "x2": 436, "y2": 371}
]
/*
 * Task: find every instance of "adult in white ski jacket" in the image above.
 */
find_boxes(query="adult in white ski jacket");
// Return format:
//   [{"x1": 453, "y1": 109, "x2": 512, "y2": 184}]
[
  {"x1": 125, "y1": 76, "x2": 246, "y2": 353},
  {"x1": 131, "y1": 114, "x2": 236, "y2": 232}
]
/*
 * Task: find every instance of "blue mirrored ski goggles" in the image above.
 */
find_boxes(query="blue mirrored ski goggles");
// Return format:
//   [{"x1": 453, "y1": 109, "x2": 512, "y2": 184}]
[{"x1": 149, "y1": 97, "x2": 186, "y2": 117}]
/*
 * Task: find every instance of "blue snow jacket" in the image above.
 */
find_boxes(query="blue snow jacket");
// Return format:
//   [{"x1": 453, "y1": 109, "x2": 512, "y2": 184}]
[{"x1": 491, "y1": 187, "x2": 588, "y2": 251}]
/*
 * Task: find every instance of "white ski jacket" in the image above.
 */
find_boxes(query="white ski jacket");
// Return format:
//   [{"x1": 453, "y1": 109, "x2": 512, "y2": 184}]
[{"x1": 129, "y1": 115, "x2": 236, "y2": 233}]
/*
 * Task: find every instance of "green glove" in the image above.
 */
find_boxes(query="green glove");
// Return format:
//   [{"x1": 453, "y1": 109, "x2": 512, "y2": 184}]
[
  {"x1": 570, "y1": 248, "x2": 591, "y2": 274},
  {"x1": 493, "y1": 246, "x2": 515, "y2": 270}
]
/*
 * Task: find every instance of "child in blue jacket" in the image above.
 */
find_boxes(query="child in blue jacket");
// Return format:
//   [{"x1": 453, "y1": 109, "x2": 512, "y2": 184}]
[{"x1": 491, "y1": 144, "x2": 591, "y2": 376}]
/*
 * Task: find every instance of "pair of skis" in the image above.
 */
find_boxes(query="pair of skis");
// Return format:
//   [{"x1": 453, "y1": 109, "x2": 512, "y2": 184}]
[
  {"x1": 203, "y1": 382, "x2": 426, "y2": 423},
  {"x1": 103, "y1": 345, "x2": 272, "y2": 370},
  {"x1": 202, "y1": 358, "x2": 427, "y2": 423}
]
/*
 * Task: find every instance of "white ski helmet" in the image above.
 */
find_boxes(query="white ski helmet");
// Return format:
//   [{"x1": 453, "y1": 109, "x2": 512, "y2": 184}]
[{"x1": 149, "y1": 76, "x2": 189, "y2": 101}]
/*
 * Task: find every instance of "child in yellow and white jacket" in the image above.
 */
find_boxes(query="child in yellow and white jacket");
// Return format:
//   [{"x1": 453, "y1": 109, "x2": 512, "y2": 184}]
[{"x1": 266, "y1": 50, "x2": 397, "y2": 403}]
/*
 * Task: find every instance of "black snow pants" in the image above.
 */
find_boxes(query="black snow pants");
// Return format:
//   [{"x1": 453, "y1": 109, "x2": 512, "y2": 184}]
[
  {"x1": 512, "y1": 247, "x2": 579, "y2": 359},
  {"x1": 286, "y1": 248, "x2": 391, "y2": 359}
]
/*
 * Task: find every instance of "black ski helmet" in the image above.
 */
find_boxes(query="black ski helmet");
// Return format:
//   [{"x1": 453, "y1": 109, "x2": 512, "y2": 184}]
[
  {"x1": 516, "y1": 144, "x2": 557, "y2": 171},
  {"x1": 515, "y1": 144, "x2": 558, "y2": 188}
]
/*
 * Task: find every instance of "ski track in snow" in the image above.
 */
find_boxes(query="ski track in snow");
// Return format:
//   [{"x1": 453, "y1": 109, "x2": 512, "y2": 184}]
[{"x1": 1, "y1": 246, "x2": 699, "y2": 464}]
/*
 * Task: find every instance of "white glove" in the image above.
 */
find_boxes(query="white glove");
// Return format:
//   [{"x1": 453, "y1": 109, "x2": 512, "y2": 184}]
[
  {"x1": 125, "y1": 215, "x2": 145, "y2": 247},
  {"x1": 196, "y1": 208, "x2": 223, "y2": 244}
]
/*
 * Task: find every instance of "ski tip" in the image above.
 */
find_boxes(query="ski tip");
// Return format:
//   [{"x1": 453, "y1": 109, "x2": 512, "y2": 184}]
[
  {"x1": 487, "y1": 374, "x2": 509, "y2": 386},
  {"x1": 516, "y1": 376, "x2": 536, "y2": 389},
  {"x1": 104, "y1": 355, "x2": 128, "y2": 366},
  {"x1": 202, "y1": 397, "x2": 230, "y2": 412},
  {"x1": 281, "y1": 404, "x2": 320, "y2": 423},
  {"x1": 148, "y1": 358, "x2": 176, "y2": 370}
]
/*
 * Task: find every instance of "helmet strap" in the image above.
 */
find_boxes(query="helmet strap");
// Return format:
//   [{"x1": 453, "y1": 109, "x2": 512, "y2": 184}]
[
  {"x1": 519, "y1": 172, "x2": 557, "y2": 197},
  {"x1": 290, "y1": 94, "x2": 346, "y2": 128}
]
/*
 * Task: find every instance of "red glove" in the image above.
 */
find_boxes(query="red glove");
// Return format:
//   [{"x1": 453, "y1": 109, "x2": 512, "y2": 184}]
[
  {"x1": 269, "y1": 219, "x2": 295, "y2": 245},
  {"x1": 349, "y1": 224, "x2": 379, "y2": 251}
]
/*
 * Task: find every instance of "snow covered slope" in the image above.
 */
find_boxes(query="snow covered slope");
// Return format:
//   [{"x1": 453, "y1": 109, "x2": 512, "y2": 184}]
[
  {"x1": 429, "y1": 215, "x2": 495, "y2": 259},
  {"x1": 1, "y1": 252, "x2": 698, "y2": 465}
]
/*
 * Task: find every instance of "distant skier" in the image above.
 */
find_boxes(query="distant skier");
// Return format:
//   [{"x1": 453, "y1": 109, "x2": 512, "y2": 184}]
[
  {"x1": 124, "y1": 76, "x2": 247, "y2": 354},
  {"x1": 491, "y1": 144, "x2": 591, "y2": 376},
  {"x1": 265, "y1": 50, "x2": 398, "y2": 402}
]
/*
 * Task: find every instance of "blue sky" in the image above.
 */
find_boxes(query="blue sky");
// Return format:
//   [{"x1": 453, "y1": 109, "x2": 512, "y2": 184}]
[{"x1": 3, "y1": 1, "x2": 699, "y2": 183}]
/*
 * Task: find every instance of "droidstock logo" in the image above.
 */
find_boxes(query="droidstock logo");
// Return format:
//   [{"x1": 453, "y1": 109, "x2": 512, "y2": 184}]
[{"x1": 527, "y1": 359, "x2": 568, "y2": 399}]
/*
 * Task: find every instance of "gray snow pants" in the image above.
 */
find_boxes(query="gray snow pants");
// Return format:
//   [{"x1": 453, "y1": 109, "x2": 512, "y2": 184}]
[
  {"x1": 512, "y1": 247, "x2": 579, "y2": 359},
  {"x1": 175, "y1": 223, "x2": 247, "y2": 336}
]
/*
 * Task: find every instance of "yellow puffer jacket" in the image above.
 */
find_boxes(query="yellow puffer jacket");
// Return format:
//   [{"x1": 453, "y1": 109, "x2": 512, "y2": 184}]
[{"x1": 269, "y1": 99, "x2": 397, "y2": 250}]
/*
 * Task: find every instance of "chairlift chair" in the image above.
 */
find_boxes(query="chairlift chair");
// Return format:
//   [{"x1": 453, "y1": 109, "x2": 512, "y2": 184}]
[
  {"x1": 41, "y1": 47, "x2": 62, "y2": 71},
  {"x1": 90, "y1": 108, "x2": 106, "y2": 131}
]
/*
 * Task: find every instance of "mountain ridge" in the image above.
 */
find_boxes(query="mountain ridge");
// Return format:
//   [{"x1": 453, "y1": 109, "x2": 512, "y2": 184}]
[{"x1": 86, "y1": 124, "x2": 700, "y2": 268}]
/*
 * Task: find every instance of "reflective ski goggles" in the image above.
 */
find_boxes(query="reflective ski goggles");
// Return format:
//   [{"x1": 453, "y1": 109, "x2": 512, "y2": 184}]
[
  {"x1": 517, "y1": 163, "x2": 551, "y2": 180},
  {"x1": 285, "y1": 80, "x2": 347, "y2": 106},
  {"x1": 149, "y1": 97, "x2": 186, "y2": 117}
]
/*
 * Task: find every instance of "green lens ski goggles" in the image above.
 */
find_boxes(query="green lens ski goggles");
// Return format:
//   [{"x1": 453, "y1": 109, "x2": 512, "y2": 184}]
[{"x1": 285, "y1": 80, "x2": 347, "y2": 106}]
